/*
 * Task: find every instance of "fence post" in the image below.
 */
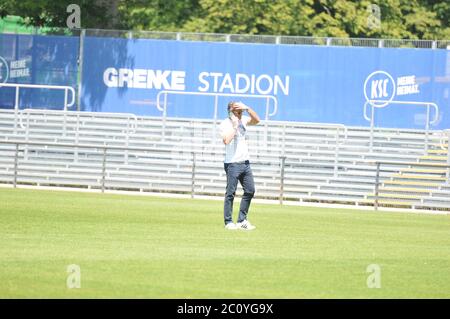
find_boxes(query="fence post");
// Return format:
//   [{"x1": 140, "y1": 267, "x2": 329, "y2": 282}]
[
  {"x1": 424, "y1": 104, "x2": 430, "y2": 153},
  {"x1": 13, "y1": 143, "x2": 19, "y2": 188},
  {"x1": 14, "y1": 87, "x2": 19, "y2": 135},
  {"x1": 77, "y1": 29, "x2": 85, "y2": 112},
  {"x1": 279, "y1": 156, "x2": 286, "y2": 205},
  {"x1": 101, "y1": 147, "x2": 107, "y2": 193},
  {"x1": 162, "y1": 92, "x2": 167, "y2": 140},
  {"x1": 191, "y1": 152, "x2": 196, "y2": 198},
  {"x1": 334, "y1": 128, "x2": 340, "y2": 177},
  {"x1": 264, "y1": 97, "x2": 270, "y2": 146},
  {"x1": 370, "y1": 105, "x2": 375, "y2": 152},
  {"x1": 64, "y1": 88, "x2": 68, "y2": 111},
  {"x1": 213, "y1": 95, "x2": 218, "y2": 147},
  {"x1": 374, "y1": 162, "x2": 380, "y2": 210},
  {"x1": 125, "y1": 117, "x2": 130, "y2": 165},
  {"x1": 447, "y1": 130, "x2": 450, "y2": 182},
  {"x1": 24, "y1": 112, "x2": 29, "y2": 160},
  {"x1": 74, "y1": 113, "x2": 80, "y2": 162},
  {"x1": 63, "y1": 94, "x2": 67, "y2": 137}
]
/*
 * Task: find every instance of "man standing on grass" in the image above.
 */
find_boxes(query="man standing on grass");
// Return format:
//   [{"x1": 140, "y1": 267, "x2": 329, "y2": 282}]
[{"x1": 219, "y1": 101, "x2": 260, "y2": 230}]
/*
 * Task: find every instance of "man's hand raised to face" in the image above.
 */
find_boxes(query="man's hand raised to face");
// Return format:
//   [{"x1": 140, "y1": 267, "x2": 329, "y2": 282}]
[{"x1": 232, "y1": 102, "x2": 249, "y2": 111}]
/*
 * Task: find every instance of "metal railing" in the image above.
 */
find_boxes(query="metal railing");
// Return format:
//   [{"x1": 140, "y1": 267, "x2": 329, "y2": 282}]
[
  {"x1": 440, "y1": 129, "x2": 450, "y2": 175},
  {"x1": 276, "y1": 122, "x2": 347, "y2": 177},
  {"x1": 0, "y1": 83, "x2": 76, "y2": 111},
  {"x1": 1, "y1": 26, "x2": 448, "y2": 52},
  {"x1": 3, "y1": 140, "x2": 188, "y2": 193},
  {"x1": 364, "y1": 100, "x2": 439, "y2": 152},
  {"x1": 156, "y1": 90, "x2": 278, "y2": 142},
  {"x1": 1, "y1": 140, "x2": 290, "y2": 200},
  {"x1": 17, "y1": 109, "x2": 138, "y2": 163},
  {"x1": 5, "y1": 26, "x2": 445, "y2": 50},
  {"x1": 81, "y1": 28, "x2": 449, "y2": 50},
  {"x1": 2, "y1": 133, "x2": 450, "y2": 211},
  {"x1": 0, "y1": 83, "x2": 76, "y2": 134},
  {"x1": 373, "y1": 161, "x2": 450, "y2": 210}
]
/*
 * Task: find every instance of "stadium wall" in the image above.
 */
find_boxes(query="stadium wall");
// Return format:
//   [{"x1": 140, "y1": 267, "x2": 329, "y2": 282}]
[{"x1": 0, "y1": 32, "x2": 449, "y2": 130}]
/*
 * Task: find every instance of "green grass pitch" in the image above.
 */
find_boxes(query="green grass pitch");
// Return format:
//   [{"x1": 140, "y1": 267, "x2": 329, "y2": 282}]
[{"x1": 0, "y1": 187, "x2": 449, "y2": 298}]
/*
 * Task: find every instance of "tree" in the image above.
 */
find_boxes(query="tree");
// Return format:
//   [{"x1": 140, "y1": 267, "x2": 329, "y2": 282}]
[
  {"x1": 303, "y1": 0, "x2": 449, "y2": 39},
  {"x1": 119, "y1": 0, "x2": 200, "y2": 32},
  {"x1": 0, "y1": 0, "x2": 448, "y2": 40},
  {"x1": 180, "y1": 0, "x2": 316, "y2": 35},
  {"x1": 0, "y1": 0, "x2": 119, "y2": 29},
  {"x1": 177, "y1": 0, "x2": 449, "y2": 39}
]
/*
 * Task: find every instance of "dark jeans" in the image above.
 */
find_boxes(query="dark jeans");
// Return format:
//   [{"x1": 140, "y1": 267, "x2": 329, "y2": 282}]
[{"x1": 223, "y1": 161, "x2": 255, "y2": 225}]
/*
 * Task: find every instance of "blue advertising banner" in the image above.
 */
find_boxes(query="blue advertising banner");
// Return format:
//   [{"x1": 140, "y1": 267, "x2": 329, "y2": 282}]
[
  {"x1": 0, "y1": 33, "x2": 79, "y2": 110},
  {"x1": 1, "y1": 33, "x2": 448, "y2": 130},
  {"x1": 81, "y1": 36, "x2": 450, "y2": 129}
]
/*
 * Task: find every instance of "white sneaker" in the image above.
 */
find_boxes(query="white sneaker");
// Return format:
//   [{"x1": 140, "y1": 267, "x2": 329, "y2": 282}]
[
  {"x1": 225, "y1": 223, "x2": 238, "y2": 230},
  {"x1": 236, "y1": 220, "x2": 256, "y2": 230}
]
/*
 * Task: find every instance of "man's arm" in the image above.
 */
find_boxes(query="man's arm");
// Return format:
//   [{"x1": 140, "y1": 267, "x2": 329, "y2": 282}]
[
  {"x1": 222, "y1": 126, "x2": 237, "y2": 145},
  {"x1": 221, "y1": 116, "x2": 239, "y2": 145},
  {"x1": 246, "y1": 107, "x2": 260, "y2": 126},
  {"x1": 235, "y1": 102, "x2": 260, "y2": 125}
]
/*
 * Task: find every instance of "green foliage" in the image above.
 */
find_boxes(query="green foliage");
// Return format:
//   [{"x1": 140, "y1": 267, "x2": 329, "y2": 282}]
[
  {"x1": 181, "y1": 0, "x2": 315, "y2": 35},
  {"x1": 119, "y1": 0, "x2": 200, "y2": 32},
  {"x1": 0, "y1": 0, "x2": 114, "y2": 29},
  {"x1": 0, "y1": 0, "x2": 448, "y2": 39}
]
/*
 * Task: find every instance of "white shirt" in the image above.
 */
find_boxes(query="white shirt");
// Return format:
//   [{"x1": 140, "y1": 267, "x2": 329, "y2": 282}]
[{"x1": 219, "y1": 115, "x2": 251, "y2": 163}]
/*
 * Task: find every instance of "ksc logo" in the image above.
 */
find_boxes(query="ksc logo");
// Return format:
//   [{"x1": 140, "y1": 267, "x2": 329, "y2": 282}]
[
  {"x1": 0, "y1": 56, "x2": 9, "y2": 83},
  {"x1": 364, "y1": 70, "x2": 396, "y2": 107}
]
